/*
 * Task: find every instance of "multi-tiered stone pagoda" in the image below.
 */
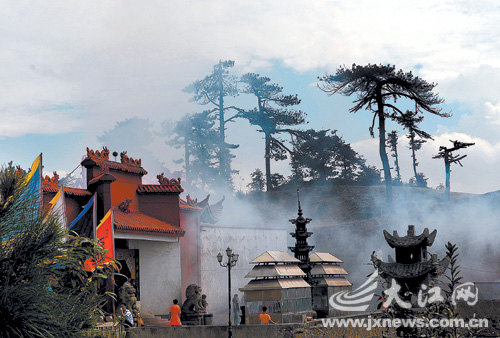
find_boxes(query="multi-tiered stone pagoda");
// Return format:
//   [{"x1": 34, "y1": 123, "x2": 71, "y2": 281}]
[
  {"x1": 288, "y1": 193, "x2": 314, "y2": 279},
  {"x1": 288, "y1": 191, "x2": 352, "y2": 318},
  {"x1": 372, "y1": 225, "x2": 448, "y2": 301}
]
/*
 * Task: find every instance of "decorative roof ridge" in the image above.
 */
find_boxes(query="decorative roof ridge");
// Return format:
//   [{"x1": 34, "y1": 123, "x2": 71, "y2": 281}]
[
  {"x1": 157, "y1": 173, "x2": 182, "y2": 186},
  {"x1": 87, "y1": 147, "x2": 109, "y2": 160},
  {"x1": 120, "y1": 151, "x2": 141, "y2": 167},
  {"x1": 82, "y1": 147, "x2": 147, "y2": 175}
]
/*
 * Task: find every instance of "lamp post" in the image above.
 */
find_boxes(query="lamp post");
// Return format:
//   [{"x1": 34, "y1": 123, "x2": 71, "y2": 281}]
[{"x1": 217, "y1": 247, "x2": 238, "y2": 338}]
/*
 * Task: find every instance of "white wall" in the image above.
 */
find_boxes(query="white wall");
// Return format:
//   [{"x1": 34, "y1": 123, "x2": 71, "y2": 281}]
[
  {"x1": 199, "y1": 225, "x2": 287, "y2": 324},
  {"x1": 128, "y1": 238, "x2": 182, "y2": 315}
]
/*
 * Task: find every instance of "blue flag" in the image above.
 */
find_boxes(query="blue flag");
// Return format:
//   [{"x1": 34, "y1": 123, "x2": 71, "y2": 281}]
[
  {"x1": 68, "y1": 195, "x2": 95, "y2": 238},
  {"x1": 18, "y1": 154, "x2": 42, "y2": 205},
  {"x1": 2, "y1": 154, "x2": 42, "y2": 241}
]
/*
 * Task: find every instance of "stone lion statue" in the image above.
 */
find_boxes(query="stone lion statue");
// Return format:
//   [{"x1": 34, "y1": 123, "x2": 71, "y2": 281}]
[
  {"x1": 119, "y1": 280, "x2": 139, "y2": 318},
  {"x1": 181, "y1": 284, "x2": 204, "y2": 314}
]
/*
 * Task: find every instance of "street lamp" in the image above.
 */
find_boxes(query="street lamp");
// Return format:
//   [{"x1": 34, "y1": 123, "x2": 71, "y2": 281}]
[{"x1": 218, "y1": 247, "x2": 238, "y2": 338}]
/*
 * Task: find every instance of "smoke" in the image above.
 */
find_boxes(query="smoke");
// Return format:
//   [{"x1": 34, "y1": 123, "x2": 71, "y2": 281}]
[
  {"x1": 97, "y1": 117, "x2": 183, "y2": 184},
  {"x1": 326, "y1": 185, "x2": 498, "y2": 286},
  {"x1": 234, "y1": 183, "x2": 499, "y2": 293},
  {"x1": 95, "y1": 116, "x2": 499, "y2": 321}
]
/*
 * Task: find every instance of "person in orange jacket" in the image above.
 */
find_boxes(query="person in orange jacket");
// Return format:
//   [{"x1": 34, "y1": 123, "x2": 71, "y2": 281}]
[
  {"x1": 259, "y1": 306, "x2": 276, "y2": 324},
  {"x1": 169, "y1": 299, "x2": 182, "y2": 326}
]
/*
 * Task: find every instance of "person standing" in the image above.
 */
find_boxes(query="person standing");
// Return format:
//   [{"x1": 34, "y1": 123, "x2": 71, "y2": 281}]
[
  {"x1": 259, "y1": 306, "x2": 276, "y2": 324},
  {"x1": 232, "y1": 294, "x2": 240, "y2": 325},
  {"x1": 169, "y1": 299, "x2": 182, "y2": 326}
]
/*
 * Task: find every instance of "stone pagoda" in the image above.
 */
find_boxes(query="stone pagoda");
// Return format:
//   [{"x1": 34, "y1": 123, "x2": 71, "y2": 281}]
[
  {"x1": 288, "y1": 191, "x2": 314, "y2": 279},
  {"x1": 371, "y1": 225, "x2": 448, "y2": 302}
]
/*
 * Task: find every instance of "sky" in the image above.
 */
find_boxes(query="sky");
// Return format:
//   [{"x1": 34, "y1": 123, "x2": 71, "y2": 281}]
[{"x1": 1, "y1": 0, "x2": 499, "y2": 194}]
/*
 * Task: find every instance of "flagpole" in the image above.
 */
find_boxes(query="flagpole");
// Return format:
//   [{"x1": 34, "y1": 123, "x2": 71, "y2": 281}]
[
  {"x1": 61, "y1": 186, "x2": 68, "y2": 230},
  {"x1": 92, "y1": 193, "x2": 97, "y2": 239},
  {"x1": 39, "y1": 153, "x2": 43, "y2": 212},
  {"x1": 111, "y1": 209, "x2": 116, "y2": 319},
  {"x1": 111, "y1": 209, "x2": 115, "y2": 259}
]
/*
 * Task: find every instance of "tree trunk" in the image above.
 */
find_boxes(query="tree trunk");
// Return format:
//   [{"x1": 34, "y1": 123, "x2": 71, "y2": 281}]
[
  {"x1": 379, "y1": 117, "x2": 392, "y2": 202},
  {"x1": 184, "y1": 138, "x2": 190, "y2": 187},
  {"x1": 218, "y1": 72, "x2": 229, "y2": 181},
  {"x1": 265, "y1": 133, "x2": 272, "y2": 192},
  {"x1": 105, "y1": 267, "x2": 115, "y2": 315},
  {"x1": 394, "y1": 147, "x2": 401, "y2": 181},
  {"x1": 410, "y1": 131, "x2": 418, "y2": 181},
  {"x1": 445, "y1": 153, "x2": 451, "y2": 200},
  {"x1": 376, "y1": 91, "x2": 392, "y2": 203}
]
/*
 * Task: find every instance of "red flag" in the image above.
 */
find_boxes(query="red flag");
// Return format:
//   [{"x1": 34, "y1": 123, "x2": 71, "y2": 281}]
[{"x1": 84, "y1": 210, "x2": 114, "y2": 271}]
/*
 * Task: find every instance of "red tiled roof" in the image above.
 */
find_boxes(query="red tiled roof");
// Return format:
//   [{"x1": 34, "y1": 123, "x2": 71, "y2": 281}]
[
  {"x1": 64, "y1": 187, "x2": 93, "y2": 197},
  {"x1": 137, "y1": 184, "x2": 183, "y2": 194},
  {"x1": 87, "y1": 172, "x2": 117, "y2": 186},
  {"x1": 42, "y1": 182, "x2": 61, "y2": 194},
  {"x1": 42, "y1": 182, "x2": 92, "y2": 197},
  {"x1": 113, "y1": 209, "x2": 185, "y2": 237},
  {"x1": 83, "y1": 158, "x2": 148, "y2": 175}
]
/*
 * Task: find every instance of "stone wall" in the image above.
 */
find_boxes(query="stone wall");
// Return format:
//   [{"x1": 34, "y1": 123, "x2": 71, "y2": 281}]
[
  {"x1": 131, "y1": 324, "x2": 290, "y2": 338},
  {"x1": 128, "y1": 238, "x2": 182, "y2": 315},
  {"x1": 199, "y1": 225, "x2": 288, "y2": 324},
  {"x1": 129, "y1": 322, "x2": 387, "y2": 338}
]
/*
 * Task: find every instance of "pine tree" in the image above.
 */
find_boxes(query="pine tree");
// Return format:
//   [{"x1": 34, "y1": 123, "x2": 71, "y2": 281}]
[
  {"x1": 185, "y1": 60, "x2": 240, "y2": 185},
  {"x1": 396, "y1": 110, "x2": 432, "y2": 187},
  {"x1": 289, "y1": 129, "x2": 379, "y2": 185},
  {"x1": 240, "y1": 73, "x2": 306, "y2": 191},
  {"x1": 319, "y1": 64, "x2": 447, "y2": 203},
  {"x1": 386, "y1": 131, "x2": 401, "y2": 184},
  {"x1": 247, "y1": 169, "x2": 265, "y2": 192},
  {"x1": 433, "y1": 140, "x2": 474, "y2": 200},
  {"x1": 171, "y1": 111, "x2": 221, "y2": 193},
  {"x1": 289, "y1": 129, "x2": 343, "y2": 181}
]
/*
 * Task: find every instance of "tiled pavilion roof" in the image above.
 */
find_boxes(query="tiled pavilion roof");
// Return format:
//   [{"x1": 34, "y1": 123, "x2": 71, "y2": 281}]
[{"x1": 113, "y1": 208, "x2": 185, "y2": 237}]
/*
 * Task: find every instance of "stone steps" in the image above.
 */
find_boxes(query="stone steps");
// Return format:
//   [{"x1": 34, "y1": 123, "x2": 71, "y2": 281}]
[{"x1": 141, "y1": 313, "x2": 171, "y2": 327}]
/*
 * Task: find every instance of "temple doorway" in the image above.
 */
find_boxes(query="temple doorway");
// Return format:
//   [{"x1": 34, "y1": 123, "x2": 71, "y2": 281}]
[{"x1": 115, "y1": 248, "x2": 140, "y2": 300}]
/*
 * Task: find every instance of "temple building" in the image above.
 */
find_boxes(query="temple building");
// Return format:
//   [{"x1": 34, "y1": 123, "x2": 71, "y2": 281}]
[
  {"x1": 42, "y1": 147, "x2": 186, "y2": 315},
  {"x1": 241, "y1": 195, "x2": 351, "y2": 321},
  {"x1": 309, "y1": 252, "x2": 352, "y2": 317},
  {"x1": 40, "y1": 146, "x2": 290, "y2": 323},
  {"x1": 241, "y1": 251, "x2": 313, "y2": 324},
  {"x1": 178, "y1": 194, "x2": 225, "y2": 294},
  {"x1": 371, "y1": 225, "x2": 448, "y2": 301}
]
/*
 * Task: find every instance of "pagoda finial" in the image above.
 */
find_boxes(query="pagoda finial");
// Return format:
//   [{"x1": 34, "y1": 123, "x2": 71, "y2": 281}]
[{"x1": 297, "y1": 189, "x2": 303, "y2": 217}]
